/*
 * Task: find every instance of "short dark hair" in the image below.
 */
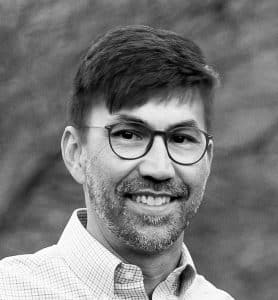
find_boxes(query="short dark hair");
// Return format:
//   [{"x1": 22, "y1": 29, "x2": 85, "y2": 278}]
[{"x1": 68, "y1": 25, "x2": 219, "y2": 133}]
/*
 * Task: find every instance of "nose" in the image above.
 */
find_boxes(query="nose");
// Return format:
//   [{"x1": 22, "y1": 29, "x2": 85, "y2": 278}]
[{"x1": 138, "y1": 136, "x2": 175, "y2": 181}]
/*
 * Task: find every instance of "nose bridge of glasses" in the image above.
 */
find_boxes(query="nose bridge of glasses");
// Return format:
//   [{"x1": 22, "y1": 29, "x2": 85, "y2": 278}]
[
  {"x1": 146, "y1": 132, "x2": 170, "y2": 161},
  {"x1": 139, "y1": 132, "x2": 175, "y2": 180}
]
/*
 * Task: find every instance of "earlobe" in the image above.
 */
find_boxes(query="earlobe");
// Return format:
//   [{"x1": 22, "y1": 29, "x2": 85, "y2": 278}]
[{"x1": 61, "y1": 126, "x2": 86, "y2": 184}]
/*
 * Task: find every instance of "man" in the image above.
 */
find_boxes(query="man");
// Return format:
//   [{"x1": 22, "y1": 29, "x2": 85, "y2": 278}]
[{"x1": 0, "y1": 25, "x2": 234, "y2": 299}]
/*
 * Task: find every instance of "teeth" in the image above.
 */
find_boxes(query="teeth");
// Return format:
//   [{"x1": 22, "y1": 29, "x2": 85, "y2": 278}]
[{"x1": 133, "y1": 195, "x2": 171, "y2": 206}]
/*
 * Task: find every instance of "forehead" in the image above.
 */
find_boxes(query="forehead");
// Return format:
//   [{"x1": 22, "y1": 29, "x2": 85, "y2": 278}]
[{"x1": 87, "y1": 89, "x2": 206, "y2": 130}]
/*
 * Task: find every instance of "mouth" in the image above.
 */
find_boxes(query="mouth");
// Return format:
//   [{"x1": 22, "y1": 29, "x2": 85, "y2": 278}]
[{"x1": 124, "y1": 191, "x2": 180, "y2": 207}]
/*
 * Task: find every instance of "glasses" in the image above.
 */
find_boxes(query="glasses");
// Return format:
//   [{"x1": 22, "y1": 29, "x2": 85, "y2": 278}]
[{"x1": 81, "y1": 122, "x2": 212, "y2": 165}]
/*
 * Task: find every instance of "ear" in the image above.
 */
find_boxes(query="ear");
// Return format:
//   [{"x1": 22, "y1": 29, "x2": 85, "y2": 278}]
[
  {"x1": 61, "y1": 126, "x2": 86, "y2": 184},
  {"x1": 206, "y1": 138, "x2": 214, "y2": 169}
]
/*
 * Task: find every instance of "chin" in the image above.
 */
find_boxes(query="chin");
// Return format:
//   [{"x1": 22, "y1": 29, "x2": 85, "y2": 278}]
[
  {"x1": 109, "y1": 215, "x2": 186, "y2": 254},
  {"x1": 124, "y1": 230, "x2": 182, "y2": 254}
]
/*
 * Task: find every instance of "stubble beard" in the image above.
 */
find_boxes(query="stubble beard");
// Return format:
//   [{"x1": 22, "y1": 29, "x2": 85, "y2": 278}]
[{"x1": 85, "y1": 159, "x2": 206, "y2": 254}]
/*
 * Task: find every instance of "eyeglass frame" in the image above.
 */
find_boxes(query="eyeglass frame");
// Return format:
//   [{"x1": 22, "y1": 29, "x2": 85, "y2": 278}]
[{"x1": 78, "y1": 123, "x2": 213, "y2": 166}]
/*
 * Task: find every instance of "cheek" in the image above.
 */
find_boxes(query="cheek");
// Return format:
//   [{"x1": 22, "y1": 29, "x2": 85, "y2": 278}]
[
  {"x1": 89, "y1": 146, "x2": 140, "y2": 186},
  {"x1": 176, "y1": 160, "x2": 210, "y2": 190}
]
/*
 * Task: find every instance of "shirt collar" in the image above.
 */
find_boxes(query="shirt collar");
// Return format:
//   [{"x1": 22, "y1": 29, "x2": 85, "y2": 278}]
[
  {"x1": 162, "y1": 242, "x2": 196, "y2": 296},
  {"x1": 57, "y1": 208, "x2": 196, "y2": 298},
  {"x1": 57, "y1": 208, "x2": 121, "y2": 298}
]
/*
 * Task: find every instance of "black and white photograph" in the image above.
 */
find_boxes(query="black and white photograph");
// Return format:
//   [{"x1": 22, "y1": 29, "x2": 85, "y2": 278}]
[{"x1": 0, "y1": 1, "x2": 277, "y2": 299}]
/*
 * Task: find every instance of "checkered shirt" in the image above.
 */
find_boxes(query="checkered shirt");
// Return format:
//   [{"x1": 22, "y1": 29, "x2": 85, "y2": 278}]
[{"x1": 0, "y1": 208, "x2": 234, "y2": 299}]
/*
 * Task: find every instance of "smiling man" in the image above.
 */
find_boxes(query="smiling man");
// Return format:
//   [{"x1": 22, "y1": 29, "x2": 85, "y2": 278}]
[{"x1": 0, "y1": 25, "x2": 234, "y2": 299}]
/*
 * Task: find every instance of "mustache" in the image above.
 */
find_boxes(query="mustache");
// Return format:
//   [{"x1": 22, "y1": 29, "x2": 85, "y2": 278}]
[{"x1": 116, "y1": 178, "x2": 189, "y2": 198}]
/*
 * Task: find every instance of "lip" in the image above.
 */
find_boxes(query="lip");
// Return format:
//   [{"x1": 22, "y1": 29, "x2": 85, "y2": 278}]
[
  {"x1": 126, "y1": 198, "x2": 177, "y2": 214},
  {"x1": 124, "y1": 193, "x2": 179, "y2": 215},
  {"x1": 125, "y1": 189, "x2": 179, "y2": 199}
]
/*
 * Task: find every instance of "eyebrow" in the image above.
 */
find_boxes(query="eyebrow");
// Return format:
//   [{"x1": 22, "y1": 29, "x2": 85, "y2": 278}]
[
  {"x1": 110, "y1": 114, "x2": 200, "y2": 130},
  {"x1": 112, "y1": 114, "x2": 145, "y2": 125}
]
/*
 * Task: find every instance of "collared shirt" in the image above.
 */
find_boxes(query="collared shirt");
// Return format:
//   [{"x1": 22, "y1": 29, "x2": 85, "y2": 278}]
[{"x1": 0, "y1": 209, "x2": 234, "y2": 299}]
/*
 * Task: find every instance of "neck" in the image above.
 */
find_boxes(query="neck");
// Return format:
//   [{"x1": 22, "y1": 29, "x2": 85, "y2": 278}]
[{"x1": 121, "y1": 239, "x2": 183, "y2": 297}]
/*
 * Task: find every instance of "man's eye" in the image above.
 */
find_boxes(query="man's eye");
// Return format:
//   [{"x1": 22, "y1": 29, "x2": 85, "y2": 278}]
[
  {"x1": 113, "y1": 130, "x2": 142, "y2": 140},
  {"x1": 171, "y1": 134, "x2": 198, "y2": 144}
]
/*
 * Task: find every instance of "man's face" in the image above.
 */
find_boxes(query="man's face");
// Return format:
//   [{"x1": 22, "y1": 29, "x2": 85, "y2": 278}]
[{"x1": 81, "y1": 90, "x2": 213, "y2": 254}]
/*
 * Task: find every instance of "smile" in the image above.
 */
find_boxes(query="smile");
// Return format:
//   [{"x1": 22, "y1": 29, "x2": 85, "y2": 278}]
[
  {"x1": 123, "y1": 191, "x2": 182, "y2": 216},
  {"x1": 132, "y1": 195, "x2": 171, "y2": 206}
]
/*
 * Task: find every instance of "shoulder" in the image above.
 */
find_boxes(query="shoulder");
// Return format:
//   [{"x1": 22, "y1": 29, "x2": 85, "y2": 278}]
[
  {"x1": 186, "y1": 274, "x2": 235, "y2": 300},
  {"x1": 0, "y1": 245, "x2": 61, "y2": 273},
  {"x1": 0, "y1": 245, "x2": 68, "y2": 298}
]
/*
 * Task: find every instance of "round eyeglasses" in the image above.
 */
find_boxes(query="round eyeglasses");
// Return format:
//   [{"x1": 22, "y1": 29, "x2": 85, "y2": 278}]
[{"x1": 80, "y1": 122, "x2": 212, "y2": 166}]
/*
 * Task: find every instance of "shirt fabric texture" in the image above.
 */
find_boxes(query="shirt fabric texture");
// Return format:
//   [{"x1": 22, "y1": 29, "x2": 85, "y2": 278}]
[{"x1": 0, "y1": 208, "x2": 234, "y2": 299}]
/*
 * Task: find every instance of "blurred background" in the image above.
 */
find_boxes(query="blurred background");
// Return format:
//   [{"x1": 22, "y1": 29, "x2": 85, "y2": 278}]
[{"x1": 0, "y1": 0, "x2": 278, "y2": 299}]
